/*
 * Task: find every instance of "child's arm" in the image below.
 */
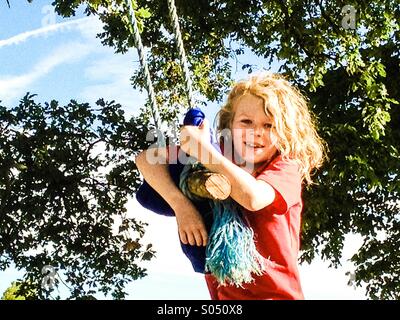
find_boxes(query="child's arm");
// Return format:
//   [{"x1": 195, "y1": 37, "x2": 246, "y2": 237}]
[
  {"x1": 203, "y1": 153, "x2": 275, "y2": 211},
  {"x1": 180, "y1": 121, "x2": 276, "y2": 212},
  {"x1": 135, "y1": 148, "x2": 208, "y2": 246}
]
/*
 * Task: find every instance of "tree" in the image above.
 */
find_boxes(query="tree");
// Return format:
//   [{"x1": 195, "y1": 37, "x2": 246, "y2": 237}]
[
  {"x1": 0, "y1": 95, "x2": 155, "y2": 299},
  {"x1": 1, "y1": 281, "x2": 37, "y2": 300},
  {"x1": 7, "y1": 0, "x2": 399, "y2": 299}
]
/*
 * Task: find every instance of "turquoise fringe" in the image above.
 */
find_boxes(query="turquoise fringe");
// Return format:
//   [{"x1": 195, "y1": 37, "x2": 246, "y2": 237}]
[
  {"x1": 205, "y1": 200, "x2": 267, "y2": 287},
  {"x1": 180, "y1": 163, "x2": 268, "y2": 287}
]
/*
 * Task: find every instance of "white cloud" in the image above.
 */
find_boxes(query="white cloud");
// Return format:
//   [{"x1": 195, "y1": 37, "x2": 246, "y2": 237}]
[
  {"x1": 75, "y1": 17, "x2": 105, "y2": 42},
  {"x1": 0, "y1": 17, "x2": 96, "y2": 48},
  {"x1": 0, "y1": 42, "x2": 93, "y2": 104},
  {"x1": 0, "y1": 12, "x2": 148, "y2": 117},
  {"x1": 79, "y1": 53, "x2": 147, "y2": 117},
  {"x1": 84, "y1": 57, "x2": 131, "y2": 81},
  {"x1": 0, "y1": 16, "x2": 107, "y2": 105}
]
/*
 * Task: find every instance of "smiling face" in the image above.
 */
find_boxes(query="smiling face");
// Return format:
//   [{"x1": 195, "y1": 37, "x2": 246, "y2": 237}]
[{"x1": 230, "y1": 94, "x2": 278, "y2": 171}]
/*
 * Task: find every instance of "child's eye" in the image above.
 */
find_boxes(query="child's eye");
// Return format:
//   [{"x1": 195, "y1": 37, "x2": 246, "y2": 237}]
[
  {"x1": 241, "y1": 119, "x2": 252, "y2": 124},
  {"x1": 264, "y1": 123, "x2": 273, "y2": 129}
]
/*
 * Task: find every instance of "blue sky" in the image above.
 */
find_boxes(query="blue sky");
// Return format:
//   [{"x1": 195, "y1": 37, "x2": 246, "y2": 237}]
[{"x1": 0, "y1": 0, "x2": 368, "y2": 300}]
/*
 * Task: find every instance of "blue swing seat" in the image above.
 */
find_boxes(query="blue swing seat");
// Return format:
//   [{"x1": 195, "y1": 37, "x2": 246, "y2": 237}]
[{"x1": 135, "y1": 107, "x2": 215, "y2": 273}]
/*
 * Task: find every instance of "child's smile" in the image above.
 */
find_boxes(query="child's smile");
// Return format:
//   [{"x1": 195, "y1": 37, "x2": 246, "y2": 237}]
[{"x1": 231, "y1": 94, "x2": 278, "y2": 171}]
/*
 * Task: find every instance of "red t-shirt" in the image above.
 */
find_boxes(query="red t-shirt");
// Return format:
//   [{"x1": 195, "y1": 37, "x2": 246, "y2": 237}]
[{"x1": 205, "y1": 155, "x2": 304, "y2": 300}]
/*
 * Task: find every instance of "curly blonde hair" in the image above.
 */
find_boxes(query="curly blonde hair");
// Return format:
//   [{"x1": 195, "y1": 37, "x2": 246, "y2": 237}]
[{"x1": 216, "y1": 72, "x2": 326, "y2": 185}]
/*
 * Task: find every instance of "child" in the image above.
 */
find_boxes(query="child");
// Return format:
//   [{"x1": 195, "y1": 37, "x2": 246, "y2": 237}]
[{"x1": 136, "y1": 72, "x2": 325, "y2": 300}]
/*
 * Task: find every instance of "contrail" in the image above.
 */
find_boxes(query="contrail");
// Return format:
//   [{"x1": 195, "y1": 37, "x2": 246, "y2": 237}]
[{"x1": 0, "y1": 17, "x2": 96, "y2": 48}]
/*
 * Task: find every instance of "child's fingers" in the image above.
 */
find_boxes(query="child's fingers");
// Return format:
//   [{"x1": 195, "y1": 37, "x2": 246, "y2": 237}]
[
  {"x1": 186, "y1": 232, "x2": 196, "y2": 246},
  {"x1": 193, "y1": 230, "x2": 204, "y2": 247},
  {"x1": 200, "y1": 229, "x2": 208, "y2": 247},
  {"x1": 179, "y1": 230, "x2": 188, "y2": 245}
]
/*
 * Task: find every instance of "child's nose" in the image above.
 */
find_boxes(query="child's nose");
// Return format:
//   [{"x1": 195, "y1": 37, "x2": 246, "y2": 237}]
[{"x1": 253, "y1": 126, "x2": 265, "y2": 137}]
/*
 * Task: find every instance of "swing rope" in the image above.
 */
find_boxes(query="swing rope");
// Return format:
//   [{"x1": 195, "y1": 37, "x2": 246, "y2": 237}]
[
  {"x1": 125, "y1": 0, "x2": 165, "y2": 146},
  {"x1": 167, "y1": 0, "x2": 195, "y2": 109}
]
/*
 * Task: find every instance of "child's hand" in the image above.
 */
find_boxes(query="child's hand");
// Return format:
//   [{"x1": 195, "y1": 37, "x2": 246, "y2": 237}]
[
  {"x1": 180, "y1": 119, "x2": 213, "y2": 161},
  {"x1": 174, "y1": 200, "x2": 208, "y2": 247}
]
